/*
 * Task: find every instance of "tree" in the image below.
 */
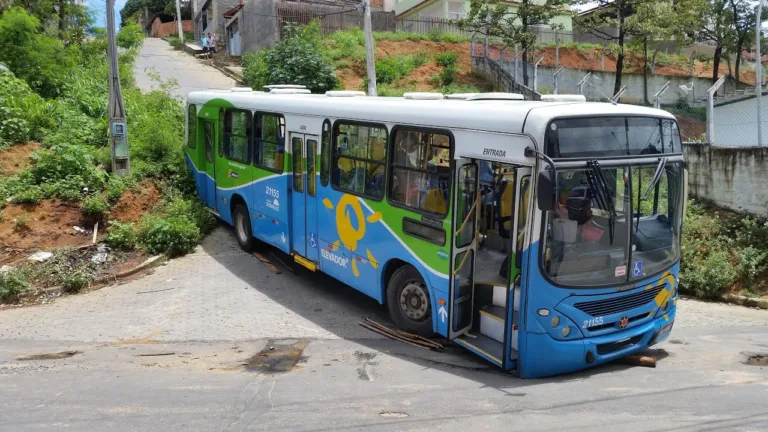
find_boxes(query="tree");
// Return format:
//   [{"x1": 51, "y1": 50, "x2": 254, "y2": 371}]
[
  {"x1": 120, "y1": 0, "x2": 172, "y2": 26},
  {"x1": 694, "y1": 0, "x2": 733, "y2": 83},
  {"x1": 625, "y1": 0, "x2": 703, "y2": 104},
  {"x1": 0, "y1": 7, "x2": 75, "y2": 97},
  {"x1": 727, "y1": 0, "x2": 767, "y2": 86},
  {"x1": 457, "y1": 0, "x2": 569, "y2": 87}
]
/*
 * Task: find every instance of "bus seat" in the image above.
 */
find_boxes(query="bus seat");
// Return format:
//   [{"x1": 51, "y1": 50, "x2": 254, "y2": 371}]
[{"x1": 422, "y1": 188, "x2": 446, "y2": 214}]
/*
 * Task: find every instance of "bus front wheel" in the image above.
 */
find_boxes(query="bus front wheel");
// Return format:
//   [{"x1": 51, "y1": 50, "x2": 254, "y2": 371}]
[
  {"x1": 233, "y1": 204, "x2": 254, "y2": 251},
  {"x1": 387, "y1": 265, "x2": 433, "y2": 337}
]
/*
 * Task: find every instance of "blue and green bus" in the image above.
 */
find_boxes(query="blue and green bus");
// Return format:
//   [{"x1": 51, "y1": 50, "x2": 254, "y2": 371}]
[{"x1": 185, "y1": 88, "x2": 685, "y2": 378}]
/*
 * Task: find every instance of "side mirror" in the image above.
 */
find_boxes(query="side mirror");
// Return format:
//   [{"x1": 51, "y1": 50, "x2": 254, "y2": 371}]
[{"x1": 537, "y1": 170, "x2": 556, "y2": 211}]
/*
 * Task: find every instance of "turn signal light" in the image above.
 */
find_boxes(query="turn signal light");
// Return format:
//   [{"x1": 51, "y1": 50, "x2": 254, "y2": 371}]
[{"x1": 537, "y1": 309, "x2": 550, "y2": 316}]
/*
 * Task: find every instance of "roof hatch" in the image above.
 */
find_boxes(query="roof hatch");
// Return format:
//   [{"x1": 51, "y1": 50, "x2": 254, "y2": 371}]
[{"x1": 540, "y1": 94, "x2": 587, "y2": 102}]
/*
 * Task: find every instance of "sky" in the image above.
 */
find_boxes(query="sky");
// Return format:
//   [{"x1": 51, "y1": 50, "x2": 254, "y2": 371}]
[{"x1": 86, "y1": 0, "x2": 127, "y2": 28}]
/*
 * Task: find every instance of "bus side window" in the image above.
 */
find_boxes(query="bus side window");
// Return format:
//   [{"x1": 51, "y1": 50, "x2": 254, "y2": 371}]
[
  {"x1": 388, "y1": 127, "x2": 451, "y2": 216},
  {"x1": 254, "y1": 113, "x2": 285, "y2": 173},
  {"x1": 187, "y1": 105, "x2": 196, "y2": 148},
  {"x1": 331, "y1": 121, "x2": 387, "y2": 199},
  {"x1": 223, "y1": 109, "x2": 251, "y2": 164},
  {"x1": 320, "y1": 119, "x2": 331, "y2": 187}
]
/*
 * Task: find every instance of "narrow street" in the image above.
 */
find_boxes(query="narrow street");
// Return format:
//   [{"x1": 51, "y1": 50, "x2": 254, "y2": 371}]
[
  {"x1": 134, "y1": 38, "x2": 235, "y2": 99},
  {"x1": 0, "y1": 39, "x2": 766, "y2": 432}
]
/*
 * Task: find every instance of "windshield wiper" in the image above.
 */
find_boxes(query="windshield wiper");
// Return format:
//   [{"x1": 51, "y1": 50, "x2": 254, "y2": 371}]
[
  {"x1": 587, "y1": 160, "x2": 617, "y2": 244},
  {"x1": 640, "y1": 157, "x2": 668, "y2": 200}
]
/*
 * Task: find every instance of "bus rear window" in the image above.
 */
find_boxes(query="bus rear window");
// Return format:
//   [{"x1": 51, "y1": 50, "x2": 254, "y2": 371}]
[{"x1": 545, "y1": 117, "x2": 681, "y2": 158}]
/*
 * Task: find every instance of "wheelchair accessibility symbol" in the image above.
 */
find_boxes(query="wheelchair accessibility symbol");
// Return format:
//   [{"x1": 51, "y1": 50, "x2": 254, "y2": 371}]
[
  {"x1": 632, "y1": 261, "x2": 643, "y2": 277},
  {"x1": 309, "y1": 233, "x2": 317, "y2": 248}
]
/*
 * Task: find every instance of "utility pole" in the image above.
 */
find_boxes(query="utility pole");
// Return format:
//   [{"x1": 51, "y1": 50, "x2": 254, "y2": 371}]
[
  {"x1": 756, "y1": 0, "x2": 763, "y2": 146},
  {"x1": 106, "y1": 0, "x2": 131, "y2": 176},
  {"x1": 176, "y1": 0, "x2": 184, "y2": 43},
  {"x1": 363, "y1": 0, "x2": 377, "y2": 96}
]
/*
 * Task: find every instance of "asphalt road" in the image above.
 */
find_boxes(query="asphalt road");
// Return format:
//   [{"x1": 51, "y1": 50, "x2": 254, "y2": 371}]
[{"x1": 0, "y1": 226, "x2": 767, "y2": 432}]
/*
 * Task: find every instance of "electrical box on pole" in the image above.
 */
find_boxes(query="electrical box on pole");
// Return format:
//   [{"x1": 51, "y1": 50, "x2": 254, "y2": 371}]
[{"x1": 106, "y1": 0, "x2": 131, "y2": 176}]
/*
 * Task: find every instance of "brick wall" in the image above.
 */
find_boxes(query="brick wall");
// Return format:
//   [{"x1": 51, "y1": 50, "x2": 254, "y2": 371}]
[{"x1": 150, "y1": 18, "x2": 193, "y2": 38}]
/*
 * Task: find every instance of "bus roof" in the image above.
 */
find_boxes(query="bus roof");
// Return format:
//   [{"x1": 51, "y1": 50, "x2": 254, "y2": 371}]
[{"x1": 186, "y1": 90, "x2": 676, "y2": 136}]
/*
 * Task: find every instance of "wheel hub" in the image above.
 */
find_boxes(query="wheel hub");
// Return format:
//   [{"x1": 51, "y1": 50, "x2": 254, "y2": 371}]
[
  {"x1": 235, "y1": 211, "x2": 247, "y2": 243},
  {"x1": 399, "y1": 282, "x2": 429, "y2": 322}
]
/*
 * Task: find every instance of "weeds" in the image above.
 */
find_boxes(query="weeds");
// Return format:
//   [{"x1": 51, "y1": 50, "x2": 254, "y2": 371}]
[
  {"x1": 81, "y1": 193, "x2": 110, "y2": 217},
  {"x1": 0, "y1": 271, "x2": 31, "y2": 303},
  {"x1": 13, "y1": 212, "x2": 30, "y2": 230},
  {"x1": 104, "y1": 221, "x2": 138, "y2": 250}
]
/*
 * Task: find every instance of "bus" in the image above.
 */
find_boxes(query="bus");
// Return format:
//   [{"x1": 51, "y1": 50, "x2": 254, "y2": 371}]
[{"x1": 185, "y1": 88, "x2": 685, "y2": 378}]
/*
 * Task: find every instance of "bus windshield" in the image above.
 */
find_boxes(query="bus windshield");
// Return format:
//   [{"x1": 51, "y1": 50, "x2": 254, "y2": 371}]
[{"x1": 541, "y1": 163, "x2": 683, "y2": 287}]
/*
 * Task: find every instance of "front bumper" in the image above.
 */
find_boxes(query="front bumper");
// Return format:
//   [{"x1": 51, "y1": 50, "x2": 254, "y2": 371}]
[{"x1": 520, "y1": 306, "x2": 676, "y2": 379}]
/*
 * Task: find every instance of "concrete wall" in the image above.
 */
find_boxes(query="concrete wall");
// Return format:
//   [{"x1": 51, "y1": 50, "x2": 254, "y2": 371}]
[
  {"x1": 242, "y1": 0, "x2": 280, "y2": 54},
  {"x1": 712, "y1": 96, "x2": 768, "y2": 147},
  {"x1": 683, "y1": 143, "x2": 768, "y2": 216},
  {"x1": 499, "y1": 60, "x2": 733, "y2": 104}
]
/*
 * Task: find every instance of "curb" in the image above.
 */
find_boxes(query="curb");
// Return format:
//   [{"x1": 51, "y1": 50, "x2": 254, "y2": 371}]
[
  {"x1": 30, "y1": 255, "x2": 167, "y2": 297},
  {"x1": 212, "y1": 63, "x2": 243, "y2": 85},
  {"x1": 720, "y1": 294, "x2": 768, "y2": 310}
]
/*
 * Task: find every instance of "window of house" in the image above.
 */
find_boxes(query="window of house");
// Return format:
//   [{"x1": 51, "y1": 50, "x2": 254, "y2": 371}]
[
  {"x1": 223, "y1": 109, "x2": 251, "y2": 164},
  {"x1": 187, "y1": 105, "x2": 196, "y2": 148},
  {"x1": 320, "y1": 120, "x2": 331, "y2": 187},
  {"x1": 388, "y1": 128, "x2": 451, "y2": 216},
  {"x1": 254, "y1": 113, "x2": 286, "y2": 173},
  {"x1": 332, "y1": 122, "x2": 388, "y2": 199}
]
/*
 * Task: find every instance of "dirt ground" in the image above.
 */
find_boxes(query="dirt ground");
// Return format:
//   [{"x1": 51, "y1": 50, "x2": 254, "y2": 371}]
[
  {"x1": 338, "y1": 40, "x2": 758, "y2": 90},
  {"x1": 0, "y1": 178, "x2": 160, "y2": 266},
  {"x1": 0, "y1": 142, "x2": 40, "y2": 176}
]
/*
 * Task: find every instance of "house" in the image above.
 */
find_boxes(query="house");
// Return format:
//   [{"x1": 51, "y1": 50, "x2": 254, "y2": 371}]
[
  {"x1": 193, "y1": 0, "x2": 242, "y2": 49},
  {"x1": 395, "y1": 0, "x2": 573, "y2": 32}
]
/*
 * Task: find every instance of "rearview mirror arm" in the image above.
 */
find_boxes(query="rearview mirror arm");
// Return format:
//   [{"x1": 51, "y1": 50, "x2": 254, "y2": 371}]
[{"x1": 525, "y1": 147, "x2": 559, "y2": 210}]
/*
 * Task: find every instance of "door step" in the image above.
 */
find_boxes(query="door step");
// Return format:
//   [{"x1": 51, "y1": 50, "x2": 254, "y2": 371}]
[
  {"x1": 206, "y1": 208, "x2": 221, "y2": 218},
  {"x1": 292, "y1": 254, "x2": 317, "y2": 271},
  {"x1": 479, "y1": 304, "x2": 519, "y2": 351},
  {"x1": 492, "y1": 285, "x2": 520, "y2": 309},
  {"x1": 455, "y1": 334, "x2": 503, "y2": 366}
]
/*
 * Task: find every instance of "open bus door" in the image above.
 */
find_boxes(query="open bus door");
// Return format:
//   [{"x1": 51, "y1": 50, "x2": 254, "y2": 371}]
[{"x1": 448, "y1": 159, "x2": 479, "y2": 339}]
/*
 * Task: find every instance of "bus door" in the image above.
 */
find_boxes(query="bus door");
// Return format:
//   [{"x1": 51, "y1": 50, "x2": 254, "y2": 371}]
[
  {"x1": 448, "y1": 159, "x2": 479, "y2": 338},
  {"x1": 289, "y1": 132, "x2": 320, "y2": 264},
  {"x1": 201, "y1": 119, "x2": 218, "y2": 210},
  {"x1": 505, "y1": 166, "x2": 532, "y2": 367}
]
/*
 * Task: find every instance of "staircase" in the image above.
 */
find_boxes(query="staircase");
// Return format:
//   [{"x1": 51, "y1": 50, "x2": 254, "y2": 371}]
[{"x1": 455, "y1": 283, "x2": 520, "y2": 367}]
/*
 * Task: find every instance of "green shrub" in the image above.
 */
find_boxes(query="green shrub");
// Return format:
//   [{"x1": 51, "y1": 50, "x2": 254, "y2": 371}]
[
  {"x1": 27, "y1": 144, "x2": 107, "y2": 199},
  {"x1": 161, "y1": 192, "x2": 217, "y2": 235},
  {"x1": 0, "y1": 106, "x2": 30, "y2": 144},
  {"x1": 12, "y1": 185, "x2": 42, "y2": 204},
  {"x1": 61, "y1": 270, "x2": 92, "y2": 293},
  {"x1": 117, "y1": 23, "x2": 145, "y2": 49},
  {"x1": 0, "y1": 271, "x2": 31, "y2": 303},
  {"x1": 105, "y1": 175, "x2": 128, "y2": 201},
  {"x1": 104, "y1": 220, "x2": 138, "y2": 250},
  {"x1": 375, "y1": 53, "x2": 430, "y2": 85},
  {"x1": 440, "y1": 64, "x2": 457, "y2": 86},
  {"x1": 81, "y1": 193, "x2": 110, "y2": 217},
  {"x1": 435, "y1": 51, "x2": 459, "y2": 68},
  {"x1": 327, "y1": 28, "x2": 366, "y2": 62},
  {"x1": 138, "y1": 214, "x2": 200, "y2": 257},
  {"x1": 242, "y1": 21, "x2": 338, "y2": 93}
]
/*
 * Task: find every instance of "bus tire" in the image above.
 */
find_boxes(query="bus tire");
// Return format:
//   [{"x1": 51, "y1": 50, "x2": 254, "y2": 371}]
[
  {"x1": 232, "y1": 203, "x2": 254, "y2": 251},
  {"x1": 386, "y1": 265, "x2": 433, "y2": 337}
]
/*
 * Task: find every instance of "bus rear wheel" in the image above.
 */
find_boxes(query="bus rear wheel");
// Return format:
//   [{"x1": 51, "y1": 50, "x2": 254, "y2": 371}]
[
  {"x1": 386, "y1": 265, "x2": 433, "y2": 337},
  {"x1": 233, "y1": 204, "x2": 254, "y2": 251}
]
